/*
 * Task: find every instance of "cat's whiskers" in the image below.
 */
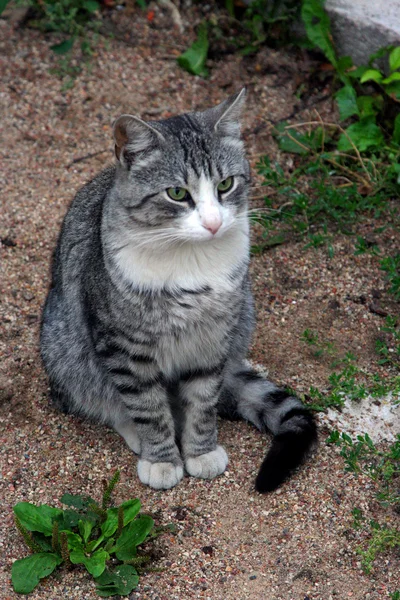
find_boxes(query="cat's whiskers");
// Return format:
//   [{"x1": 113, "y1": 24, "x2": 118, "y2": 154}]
[
  {"x1": 236, "y1": 208, "x2": 284, "y2": 223},
  {"x1": 111, "y1": 230, "x2": 181, "y2": 254},
  {"x1": 131, "y1": 231, "x2": 185, "y2": 252}
]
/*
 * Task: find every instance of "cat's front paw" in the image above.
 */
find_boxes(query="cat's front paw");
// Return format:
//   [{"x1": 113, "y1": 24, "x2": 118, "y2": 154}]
[
  {"x1": 185, "y1": 445, "x2": 228, "y2": 479},
  {"x1": 137, "y1": 459, "x2": 184, "y2": 490}
]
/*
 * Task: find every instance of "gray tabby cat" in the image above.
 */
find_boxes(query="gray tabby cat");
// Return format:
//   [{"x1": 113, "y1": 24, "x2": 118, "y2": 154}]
[{"x1": 40, "y1": 89, "x2": 317, "y2": 492}]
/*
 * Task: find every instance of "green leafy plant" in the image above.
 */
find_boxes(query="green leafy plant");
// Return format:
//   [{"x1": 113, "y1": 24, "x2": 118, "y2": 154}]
[
  {"x1": 327, "y1": 432, "x2": 400, "y2": 572},
  {"x1": 25, "y1": 0, "x2": 103, "y2": 54},
  {"x1": 302, "y1": 0, "x2": 400, "y2": 150},
  {"x1": 177, "y1": 21, "x2": 209, "y2": 77},
  {"x1": 301, "y1": 328, "x2": 335, "y2": 358},
  {"x1": 359, "y1": 521, "x2": 400, "y2": 574},
  {"x1": 305, "y1": 352, "x2": 370, "y2": 410},
  {"x1": 178, "y1": 0, "x2": 303, "y2": 77},
  {"x1": 375, "y1": 315, "x2": 400, "y2": 368},
  {"x1": 298, "y1": 319, "x2": 400, "y2": 411},
  {"x1": 11, "y1": 470, "x2": 162, "y2": 596},
  {"x1": 354, "y1": 235, "x2": 380, "y2": 256},
  {"x1": 327, "y1": 431, "x2": 400, "y2": 508},
  {"x1": 237, "y1": 0, "x2": 302, "y2": 55},
  {"x1": 249, "y1": 0, "x2": 400, "y2": 256},
  {"x1": 2, "y1": 0, "x2": 107, "y2": 86},
  {"x1": 253, "y1": 151, "x2": 393, "y2": 254},
  {"x1": 0, "y1": 0, "x2": 11, "y2": 14},
  {"x1": 381, "y1": 254, "x2": 400, "y2": 300},
  {"x1": 302, "y1": 334, "x2": 400, "y2": 411}
]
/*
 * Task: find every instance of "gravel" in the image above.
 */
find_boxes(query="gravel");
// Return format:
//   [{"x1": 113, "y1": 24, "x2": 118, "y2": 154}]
[{"x1": 1, "y1": 4, "x2": 399, "y2": 599}]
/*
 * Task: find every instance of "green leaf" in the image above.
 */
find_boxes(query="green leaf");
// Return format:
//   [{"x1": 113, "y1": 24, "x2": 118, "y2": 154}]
[
  {"x1": 368, "y1": 45, "x2": 392, "y2": 65},
  {"x1": 273, "y1": 122, "x2": 310, "y2": 155},
  {"x1": 13, "y1": 503, "x2": 63, "y2": 536},
  {"x1": 389, "y1": 47, "x2": 400, "y2": 71},
  {"x1": 79, "y1": 519, "x2": 94, "y2": 544},
  {"x1": 70, "y1": 548, "x2": 109, "y2": 577},
  {"x1": 12, "y1": 553, "x2": 62, "y2": 594},
  {"x1": 81, "y1": 40, "x2": 93, "y2": 56},
  {"x1": 301, "y1": 0, "x2": 337, "y2": 68},
  {"x1": 119, "y1": 499, "x2": 142, "y2": 525},
  {"x1": 335, "y1": 85, "x2": 359, "y2": 120},
  {"x1": 240, "y1": 44, "x2": 258, "y2": 57},
  {"x1": 337, "y1": 117, "x2": 384, "y2": 152},
  {"x1": 101, "y1": 499, "x2": 141, "y2": 538},
  {"x1": 104, "y1": 537, "x2": 115, "y2": 552},
  {"x1": 112, "y1": 515, "x2": 154, "y2": 561},
  {"x1": 348, "y1": 65, "x2": 368, "y2": 80},
  {"x1": 64, "y1": 531, "x2": 85, "y2": 551},
  {"x1": 360, "y1": 69, "x2": 383, "y2": 84},
  {"x1": 101, "y1": 512, "x2": 119, "y2": 539},
  {"x1": 385, "y1": 80, "x2": 400, "y2": 99},
  {"x1": 336, "y1": 55, "x2": 353, "y2": 73},
  {"x1": 86, "y1": 534, "x2": 105, "y2": 553},
  {"x1": 225, "y1": 0, "x2": 235, "y2": 18},
  {"x1": 60, "y1": 509, "x2": 82, "y2": 530},
  {"x1": 382, "y1": 72, "x2": 400, "y2": 84},
  {"x1": 356, "y1": 95, "x2": 381, "y2": 117},
  {"x1": 96, "y1": 584, "x2": 121, "y2": 597},
  {"x1": 31, "y1": 532, "x2": 53, "y2": 552},
  {"x1": 60, "y1": 493, "x2": 96, "y2": 510},
  {"x1": 82, "y1": 0, "x2": 100, "y2": 12},
  {"x1": 177, "y1": 22, "x2": 209, "y2": 77},
  {"x1": 393, "y1": 114, "x2": 400, "y2": 144},
  {"x1": 0, "y1": 0, "x2": 11, "y2": 15},
  {"x1": 326, "y1": 430, "x2": 340, "y2": 444},
  {"x1": 51, "y1": 38, "x2": 75, "y2": 55},
  {"x1": 95, "y1": 565, "x2": 139, "y2": 596}
]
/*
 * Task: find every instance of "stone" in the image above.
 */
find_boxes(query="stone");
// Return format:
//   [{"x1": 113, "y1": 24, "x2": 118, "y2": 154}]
[{"x1": 326, "y1": 0, "x2": 400, "y2": 65}]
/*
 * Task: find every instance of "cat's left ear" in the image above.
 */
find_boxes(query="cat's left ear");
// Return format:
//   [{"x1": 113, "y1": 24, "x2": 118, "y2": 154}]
[
  {"x1": 204, "y1": 88, "x2": 246, "y2": 138},
  {"x1": 113, "y1": 114, "x2": 164, "y2": 163}
]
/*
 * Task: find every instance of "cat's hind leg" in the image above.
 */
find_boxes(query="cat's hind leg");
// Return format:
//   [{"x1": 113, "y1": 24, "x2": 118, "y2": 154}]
[
  {"x1": 48, "y1": 382, "x2": 73, "y2": 415},
  {"x1": 113, "y1": 418, "x2": 141, "y2": 455},
  {"x1": 218, "y1": 362, "x2": 317, "y2": 492}
]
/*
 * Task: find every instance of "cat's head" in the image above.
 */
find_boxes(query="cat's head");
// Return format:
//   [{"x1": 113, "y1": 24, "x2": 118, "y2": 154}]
[{"x1": 111, "y1": 90, "x2": 249, "y2": 246}]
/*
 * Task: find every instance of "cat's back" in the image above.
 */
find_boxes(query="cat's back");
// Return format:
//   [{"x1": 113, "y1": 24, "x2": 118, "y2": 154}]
[{"x1": 51, "y1": 166, "x2": 116, "y2": 289}]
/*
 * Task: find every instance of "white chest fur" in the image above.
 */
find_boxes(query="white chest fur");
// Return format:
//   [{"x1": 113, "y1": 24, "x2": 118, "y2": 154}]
[{"x1": 113, "y1": 224, "x2": 249, "y2": 293}]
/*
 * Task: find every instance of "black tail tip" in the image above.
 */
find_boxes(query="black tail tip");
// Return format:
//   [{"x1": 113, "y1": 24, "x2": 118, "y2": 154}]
[{"x1": 255, "y1": 420, "x2": 318, "y2": 493}]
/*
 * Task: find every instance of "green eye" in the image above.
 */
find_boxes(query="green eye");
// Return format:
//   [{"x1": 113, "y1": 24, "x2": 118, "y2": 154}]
[
  {"x1": 167, "y1": 187, "x2": 188, "y2": 201},
  {"x1": 217, "y1": 177, "x2": 234, "y2": 193}
]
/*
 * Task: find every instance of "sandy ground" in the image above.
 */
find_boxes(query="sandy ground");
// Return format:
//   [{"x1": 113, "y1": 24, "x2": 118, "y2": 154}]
[{"x1": 0, "y1": 3, "x2": 399, "y2": 599}]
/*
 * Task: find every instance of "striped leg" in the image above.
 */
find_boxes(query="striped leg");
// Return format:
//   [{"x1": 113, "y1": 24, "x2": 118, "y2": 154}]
[
  {"x1": 179, "y1": 371, "x2": 228, "y2": 479},
  {"x1": 116, "y1": 382, "x2": 183, "y2": 490},
  {"x1": 100, "y1": 337, "x2": 183, "y2": 490}
]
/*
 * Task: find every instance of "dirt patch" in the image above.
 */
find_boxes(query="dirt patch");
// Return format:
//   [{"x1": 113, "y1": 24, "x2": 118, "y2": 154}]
[{"x1": 0, "y1": 5, "x2": 399, "y2": 599}]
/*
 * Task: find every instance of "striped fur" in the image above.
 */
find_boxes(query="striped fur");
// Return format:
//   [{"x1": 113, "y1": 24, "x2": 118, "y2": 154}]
[{"x1": 40, "y1": 90, "x2": 316, "y2": 492}]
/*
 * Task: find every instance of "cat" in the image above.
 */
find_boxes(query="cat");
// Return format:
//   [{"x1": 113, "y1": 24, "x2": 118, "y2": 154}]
[{"x1": 40, "y1": 89, "x2": 317, "y2": 492}]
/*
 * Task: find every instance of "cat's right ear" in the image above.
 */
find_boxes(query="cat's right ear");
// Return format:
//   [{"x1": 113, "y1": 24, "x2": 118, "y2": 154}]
[{"x1": 113, "y1": 115, "x2": 164, "y2": 164}]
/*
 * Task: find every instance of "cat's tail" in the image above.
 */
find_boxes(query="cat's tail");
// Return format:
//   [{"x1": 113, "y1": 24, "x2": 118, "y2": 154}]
[{"x1": 217, "y1": 366, "x2": 317, "y2": 493}]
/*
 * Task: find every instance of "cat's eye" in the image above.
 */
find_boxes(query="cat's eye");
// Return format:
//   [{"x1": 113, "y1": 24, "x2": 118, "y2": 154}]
[
  {"x1": 167, "y1": 187, "x2": 188, "y2": 201},
  {"x1": 217, "y1": 177, "x2": 234, "y2": 193}
]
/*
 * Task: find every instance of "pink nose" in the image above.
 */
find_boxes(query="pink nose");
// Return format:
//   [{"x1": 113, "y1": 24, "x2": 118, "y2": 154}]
[{"x1": 202, "y1": 218, "x2": 222, "y2": 235}]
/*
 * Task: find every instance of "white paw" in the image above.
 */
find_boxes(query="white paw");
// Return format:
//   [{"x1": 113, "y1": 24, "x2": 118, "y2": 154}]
[
  {"x1": 185, "y1": 445, "x2": 228, "y2": 479},
  {"x1": 137, "y1": 459, "x2": 184, "y2": 490}
]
